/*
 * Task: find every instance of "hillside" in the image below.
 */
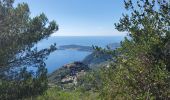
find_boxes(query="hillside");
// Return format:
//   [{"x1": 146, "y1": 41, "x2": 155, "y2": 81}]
[
  {"x1": 48, "y1": 62, "x2": 90, "y2": 88},
  {"x1": 82, "y1": 51, "x2": 112, "y2": 68},
  {"x1": 58, "y1": 44, "x2": 93, "y2": 52},
  {"x1": 48, "y1": 52, "x2": 113, "y2": 89},
  {"x1": 48, "y1": 43, "x2": 120, "y2": 89}
]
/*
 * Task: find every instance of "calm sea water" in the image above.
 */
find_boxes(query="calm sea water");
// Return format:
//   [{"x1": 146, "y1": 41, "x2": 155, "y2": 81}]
[{"x1": 37, "y1": 36, "x2": 124, "y2": 73}]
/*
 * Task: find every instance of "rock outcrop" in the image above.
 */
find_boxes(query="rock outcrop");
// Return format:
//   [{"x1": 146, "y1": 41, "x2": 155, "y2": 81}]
[{"x1": 48, "y1": 62, "x2": 90, "y2": 86}]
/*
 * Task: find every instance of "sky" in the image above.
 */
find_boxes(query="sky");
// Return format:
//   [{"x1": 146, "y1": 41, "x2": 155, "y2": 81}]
[{"x1": 15, "y1": 0, "x2": 127, "y2": 36}]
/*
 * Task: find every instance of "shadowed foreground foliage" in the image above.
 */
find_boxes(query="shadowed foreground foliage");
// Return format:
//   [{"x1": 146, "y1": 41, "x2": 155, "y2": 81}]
[
  {"x1": 0, "y1": 0, "x2": 58, "y2": 99},
  {"x1": 99, "y1": 0, "x2": 170, "y2": 99}
]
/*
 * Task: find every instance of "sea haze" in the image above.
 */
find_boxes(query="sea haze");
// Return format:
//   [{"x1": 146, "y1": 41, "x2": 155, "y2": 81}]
[{"x1": 37, "y1": 36, "x2": 124, "y2": 73}]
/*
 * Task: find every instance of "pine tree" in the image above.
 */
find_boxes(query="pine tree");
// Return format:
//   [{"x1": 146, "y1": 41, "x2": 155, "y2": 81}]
[{"x1": 0, "y1": 0, "x2": 58, "y2": 99}]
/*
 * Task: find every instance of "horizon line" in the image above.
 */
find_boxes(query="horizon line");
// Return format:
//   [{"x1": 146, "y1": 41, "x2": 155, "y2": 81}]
[{"x1": 50, "y1": 35, "x2": 127, "y2": 37}]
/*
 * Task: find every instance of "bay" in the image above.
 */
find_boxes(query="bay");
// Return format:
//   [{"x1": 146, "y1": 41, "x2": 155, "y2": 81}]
[{"x1": 37, "y1": 36, "x2": 124, "y2": 73}]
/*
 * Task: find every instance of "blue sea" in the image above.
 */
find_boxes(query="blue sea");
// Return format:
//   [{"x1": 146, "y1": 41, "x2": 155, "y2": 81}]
[{"x1": 37, "y1": 36, "x2": 124, "y2": 73}]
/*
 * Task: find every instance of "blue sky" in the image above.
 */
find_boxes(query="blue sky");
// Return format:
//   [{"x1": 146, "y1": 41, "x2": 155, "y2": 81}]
[{"x1": 15, "y1": 0, "x2": 126, "y2": 36}]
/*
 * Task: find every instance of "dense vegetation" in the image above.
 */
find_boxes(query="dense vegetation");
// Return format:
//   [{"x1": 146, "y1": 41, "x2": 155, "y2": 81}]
[
  {"x1": 35, "y1": 87, "x2": 99, "y2": 100},
  {"x1": 0, "y1": 0, "x2": 169, "y2": 100},
  {"x1": 99, "y1": 0, "x2": 170, "y2": 99},
  {"x1": 0, "y1": 0, "x2": 58, "y2": 99}
]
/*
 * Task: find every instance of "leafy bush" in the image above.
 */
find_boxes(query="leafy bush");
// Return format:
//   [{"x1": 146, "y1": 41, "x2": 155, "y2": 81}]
[
  {"x1": 35, "y1": 87, "x2": 99, "y2": 100},
  {"x1": 99, "y1": 0, "x2": 170, "y2": 99}
]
